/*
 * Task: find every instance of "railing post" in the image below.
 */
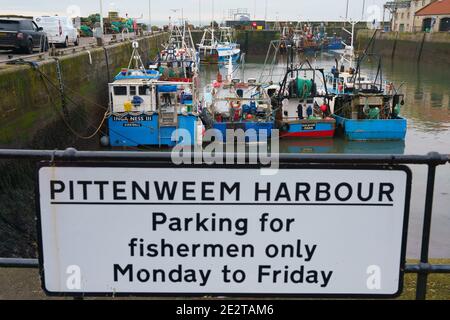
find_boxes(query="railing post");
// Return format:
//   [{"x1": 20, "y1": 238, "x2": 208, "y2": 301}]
[{"x1": 416, "y1": 160, "x2": 438, "y2": 300}]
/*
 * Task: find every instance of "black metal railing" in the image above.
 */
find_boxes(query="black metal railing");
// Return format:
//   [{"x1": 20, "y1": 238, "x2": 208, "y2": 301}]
[{"x1": 0, "y1": 148, "x2": 449, "y2": 300}]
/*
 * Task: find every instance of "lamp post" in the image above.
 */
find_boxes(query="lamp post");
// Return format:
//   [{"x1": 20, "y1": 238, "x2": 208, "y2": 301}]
[
  {"x1": 345, "y1": 0, "x2": 350, "y2": 20},
  {"x1": 148, "y1": 0, "x2": 152, "y2": 33},
  {"x1": 99, "y1": 0, "x2": 104, "y2": 35},
  {"x1": 362, "y1": 0, "x2": 366, "y2": 21}
]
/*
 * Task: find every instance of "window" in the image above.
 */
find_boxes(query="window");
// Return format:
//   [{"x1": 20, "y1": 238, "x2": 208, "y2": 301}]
[
  {"x1": 113, "y1": 86, "x2": 127, "y2": 95},
  {"x1": 20, "y1": 20, "x2": 34, "y2": 30},
  {"x1": 139, "y1": 85, "x2": 151, "y2": 95},
  {"x1": 129, "y1": 86, "x2": 137, "y2": 96}
]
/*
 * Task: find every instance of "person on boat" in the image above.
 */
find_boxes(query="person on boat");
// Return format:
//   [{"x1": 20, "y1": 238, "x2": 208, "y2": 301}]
[
  {"x1": 331, "y1": 65, "x2": 338, "y2": 78},
  {"x1": 306, "y1": 105, "x2": 313, "y2": 119},
  {"x1": 297, "y1": 104, "x2": 304, "y2": 120}
]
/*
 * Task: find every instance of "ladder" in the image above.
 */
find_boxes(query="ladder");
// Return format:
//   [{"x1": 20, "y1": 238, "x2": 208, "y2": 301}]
[{"x1": 158, "y1": 107, "x2": 179, "y2": 147}]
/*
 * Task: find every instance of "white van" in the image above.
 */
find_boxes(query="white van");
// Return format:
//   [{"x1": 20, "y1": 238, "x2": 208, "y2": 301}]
[{"x1": 34, "y1": 16, "x2": 79, "y2": 47}]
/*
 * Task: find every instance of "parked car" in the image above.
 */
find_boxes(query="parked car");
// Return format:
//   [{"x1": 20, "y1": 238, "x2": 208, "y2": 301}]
[
  {"x1": 34, "y1": 16, "x2": 79, "y2": 47},
  {"x1": 0, "y1": 17, "x2": 49, "y2": 53}
]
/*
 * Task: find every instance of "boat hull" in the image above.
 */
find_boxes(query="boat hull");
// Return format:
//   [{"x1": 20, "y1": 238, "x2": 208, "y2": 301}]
[
  {"x1": 108, "y1": 114, "x2": 201, "y2": 147},
  {"x1": 218, "y1": 53, "x2": 240, "y2": 64},
  {"x1": 280, "y1": 120, "x2": 336, "y2": 139},
  {"x1": 199, "y1": 51, "x2": 219, "y2": 64},
  {"x1": 212, "y1": 122, "x2": 274, "y2": 142},
  {"x1": 334, "y1": 115, "x2": 407, "y2": 141}
]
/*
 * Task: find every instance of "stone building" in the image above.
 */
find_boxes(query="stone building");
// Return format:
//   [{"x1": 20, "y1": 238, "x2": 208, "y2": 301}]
[
  {"x1": 389, "y1": 0, "x2": 436, "y2": 32},
  {"x1": 415, "y1": 0, "x2": 450, "y2": 32}
]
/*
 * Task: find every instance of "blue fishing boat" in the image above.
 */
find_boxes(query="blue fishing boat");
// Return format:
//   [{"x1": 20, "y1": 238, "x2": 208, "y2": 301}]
[
  {"x1": 328, "y1": 54, "x2": 407, "y2": 141},
  {"x1": 105, "y1": 42, "x2": 203, "y2": 148},
  {"x1": 217, "y1": 43, "x2": 241, "y2": 64},
  {"x1": 323, "y1": 36, "x2": 345, "y2": 51}
]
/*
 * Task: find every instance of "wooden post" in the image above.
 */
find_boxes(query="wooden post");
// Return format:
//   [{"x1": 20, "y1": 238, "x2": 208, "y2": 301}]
[
  {"x1": 417, "y1": 32, "x2": 427, "y2": 64},
  {"x1": 391, "y1": 32, "x2": 399, "y2": 59}
]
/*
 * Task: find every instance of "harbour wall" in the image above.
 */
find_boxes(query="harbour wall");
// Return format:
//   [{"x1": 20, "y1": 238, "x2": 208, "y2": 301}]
[
  {"x1": 0, "y1": 33, "x2": 167, "y2": 149},
  {"x1": 0, "y1": 33, "x2": 167, "y2": 258},
  {"x1": 357, "y1": 30, "x2": 450, "y2": 65}
]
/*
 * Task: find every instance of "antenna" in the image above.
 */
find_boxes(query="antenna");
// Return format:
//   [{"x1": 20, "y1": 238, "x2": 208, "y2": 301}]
[
  {"x1": 212, "y1": 0, "x2": 214, "y2": 27},
  {"x1": 345, "y1": 0, "x2": 350, "y2": 20},
  {"x1": 199, "y1": 0, "x2": 201, "y2": 27},
  {"x1": 264, "y1": 0, "x2": 268, "y2": 21},
  {"x1": 362, "y1": 0, "x2": 366, "y2": 21}
]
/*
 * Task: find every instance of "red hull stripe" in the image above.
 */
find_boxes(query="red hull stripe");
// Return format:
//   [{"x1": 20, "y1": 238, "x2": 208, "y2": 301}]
[{"x1": 281, "y1": 130, "x2": 335, "y2": 138}]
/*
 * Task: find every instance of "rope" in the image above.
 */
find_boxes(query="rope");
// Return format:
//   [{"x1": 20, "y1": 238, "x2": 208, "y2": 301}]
[
  {"x1": 13, "y1": 59, "x2": 193, "y2": 150},
  {"x1": 38, "y1": 71, "x2": 110, "y2": 140}
]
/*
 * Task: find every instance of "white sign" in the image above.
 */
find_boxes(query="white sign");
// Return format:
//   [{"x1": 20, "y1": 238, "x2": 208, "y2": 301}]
[{"x1": 37, "y1": 165, "x2": 411, "y2": 297}]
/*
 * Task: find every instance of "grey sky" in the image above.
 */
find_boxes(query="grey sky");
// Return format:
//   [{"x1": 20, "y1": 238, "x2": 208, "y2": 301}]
[{"x1": 0, "y1": 0, "x2": 388, "y2": 24}]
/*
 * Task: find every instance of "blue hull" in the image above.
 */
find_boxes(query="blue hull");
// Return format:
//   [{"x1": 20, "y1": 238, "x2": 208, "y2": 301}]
[
  {"x1": 325, "y1": 43, "x2": 344, "y2": 51},
  {"x1": 212, "y1": 122, "x2": 274, "y2": 142},
  {"x1": 108, "y1": 114, "x2": 199, "y2": 147},
  {"x1": 334, "y1": 115, "x2": 407, "y2": 141},
  {"x1": 218, "y1": 53, "x2": 240, "y2": 64}
]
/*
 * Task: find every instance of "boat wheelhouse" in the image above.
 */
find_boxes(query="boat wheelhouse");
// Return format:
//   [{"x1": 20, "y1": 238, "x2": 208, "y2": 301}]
[{"x1": 106, "y1": 42, "x2": 203, "y2": 147}]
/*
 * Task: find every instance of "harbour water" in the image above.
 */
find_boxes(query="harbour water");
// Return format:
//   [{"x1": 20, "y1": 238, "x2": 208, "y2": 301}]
[{"x1": 200, "y1": 53, "x2": 450, "y2": 259}]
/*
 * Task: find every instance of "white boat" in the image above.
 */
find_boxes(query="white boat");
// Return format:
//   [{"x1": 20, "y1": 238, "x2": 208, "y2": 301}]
[{"x1": 197, "y1": 27, "x2": 240, "y2": 64}]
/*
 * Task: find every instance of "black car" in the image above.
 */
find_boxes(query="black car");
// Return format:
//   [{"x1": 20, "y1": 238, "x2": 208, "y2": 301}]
[{"x1": 0, "y1": 17, "x2": 49, "y2": 53}]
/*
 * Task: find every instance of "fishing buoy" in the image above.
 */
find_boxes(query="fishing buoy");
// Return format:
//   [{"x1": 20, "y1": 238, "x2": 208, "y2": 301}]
[
  {"x1": 369, "y1": 107, "x2": 380, "y2": 119},
  {"x1": 124, "y1": 101, "x2": 133, "y2": 112},
  {"x1": 394, "y1": 104, "x2": 401, "y2": 117},
  {"x1": 100, "y1": 136, "x2": 110, "y2": 147}
]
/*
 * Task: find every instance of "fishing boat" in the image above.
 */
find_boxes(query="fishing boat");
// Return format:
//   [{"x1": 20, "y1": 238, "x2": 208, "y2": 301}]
[
  {"x1": 154, "y1": 22, "x2": 199, "y2": 80},
  {"x1": 105, "y1": 41, "x2": 203, "y2": 147},
  {"x1": 275, "y1": 61, "x2": 336, "y2": 138},
  {"x1": 322, "y1": 35, "x2": 344, "y2": 51},
  {"x1": 201, "y1": 59, "x2": 274, "y2": 142},
  {"x1": 329, "y1": 54, "x2": 407, "y2": 141},
  {"x1": 198, "y1": 27, "x2": 240, "y2": 64}
]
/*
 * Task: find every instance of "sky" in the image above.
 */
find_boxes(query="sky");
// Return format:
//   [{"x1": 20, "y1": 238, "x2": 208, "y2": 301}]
[{"x1": 0, "y1": 0, "x2": 389, "y2": 25}]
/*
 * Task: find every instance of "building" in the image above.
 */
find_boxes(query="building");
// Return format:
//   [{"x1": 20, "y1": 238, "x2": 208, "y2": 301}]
[
  {"x1": 415, "y1": 0, "x2": 450, "y2": 32},
  {"x1": 225, "y1": 20, "x2": 266, "y2": 30},
  {"x1": 225, "y1": 8, "x2": 266, "y2": 30},
  {"x1": 387, "y1": 0, "x2": 436, "y2": 32},
  {"x1": 108, "y1": 11, "x2": 119, "y2": 21}
]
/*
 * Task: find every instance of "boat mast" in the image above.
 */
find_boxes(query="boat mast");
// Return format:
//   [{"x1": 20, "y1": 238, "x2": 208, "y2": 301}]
[
  {"x1": 127, "y1": 41, "x2": 146, "y2": 71},
  {"x1": 211, "y1": 0, "x2": 215, "y2": 47},
  {"x1": 341, "y1": 19, "x2": 358, "y2": 69}
]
